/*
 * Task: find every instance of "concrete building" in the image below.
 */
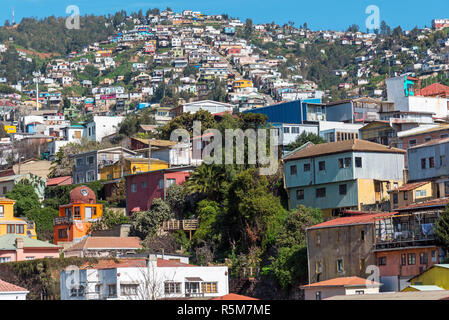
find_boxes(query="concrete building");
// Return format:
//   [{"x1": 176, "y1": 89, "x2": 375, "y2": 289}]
[
  {"x1": 85, "y1": 116, "x2": 125, "y2": 142},
  {"x1": 0, "y1": 278, "x2": 28, "y2": 300}
]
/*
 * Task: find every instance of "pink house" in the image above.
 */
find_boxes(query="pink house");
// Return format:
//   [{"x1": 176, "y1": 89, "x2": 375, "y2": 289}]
[
  {"x1": 0, "y1": 234, "x2": 62, "y2": 263},
  {"x1": 125, "y1": 167, "x2": 194, "y2": 215}
]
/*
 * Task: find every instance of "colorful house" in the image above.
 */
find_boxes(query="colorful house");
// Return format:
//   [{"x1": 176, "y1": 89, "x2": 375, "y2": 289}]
[
  {"x1": 99, "y1": 157, "x2": 169, "y2": 181},
  {"x1": 283, "y1": 139, "x2": 406, "y2": 218},
  {"x1": 0, "y1": 278, "x2": 29, "y2": 300},
  {"x1": 0, "y1": 198, "x2": 36, "y2": 239},
  {"x1": 388, "y1": 181, "x2": 436, "y2": 210},
  {"x1": 53, "y1": 186, "x2": 103, "y2": 245},
  {"x1": 125, "y1": 167, "x2": 194, "y2": 215},
  {"x1": 0, "y1": 234, "x2": 61, "y2": 262},
  {"x1": 405, "y1": 264, "x2": 449, "y2": 290}
]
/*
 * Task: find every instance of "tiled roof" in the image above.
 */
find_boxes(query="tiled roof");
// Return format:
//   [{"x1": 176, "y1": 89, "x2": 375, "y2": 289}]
[
  {"x1": 409, "y1": 136, "x2": 449, "y2": 149},
  {"x1": 416, "y1": 83, "x2": 449, "y2": 97},
  {"x1": 132, "y1": 137, "x2": 178, "y2": 147},
  {"x1": 391, "y1": 181, "x2": 430, "y2": 192},
  {"x1": 301, "y1": 276, "x2": 381, "y2": 288},
  {"x1": 396, "y1": 198, "x2": 449, "y2": 211},
  {"x1": 157, "y1": 259, "x2": 194, "y2": 267},
  {"x1": 0, "y1": 234, "x2": 61, "y2": 250},
  {"x1": 211, "y1": 293, "x2": 259, "y2": 300},
  {"x1": 283, "y1": 139, "x2": 405, "y2": 162},
  {"x1": 80, "y1": 258, "x2": 147, "y2": 270},
  {"x1": 399, "y1": 124, "x2": 449, "y2": 138},
  {"x1": 308, "y1": 212, "x2": 397, "y2": 230},
  {"x1": 0, "y1": 278, "x2": 28, "y2": 292},
  {"x1": 64, "y1": 237, "x2": 142, "y2": 252},
  {"x1": 46, "y1": 176, "x2": 73, "y2": 186}
]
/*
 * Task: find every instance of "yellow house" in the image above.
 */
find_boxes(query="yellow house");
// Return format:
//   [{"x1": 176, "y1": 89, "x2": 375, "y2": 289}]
[
  {"x1": 234, "y1": 79, "x2": 253, "y2": 90},
  {"x1": 0, "y1": 198, "x2": 37, "y2": 239},
  {"x1": 402, "y1": 264, "x2": 449, "y2": 291},
  {"x1": 389, "y1": 181, "x2": 436, "y2": 210},
  {"x1": 99, "y1": 158, "x2": 169, "y2": 181}
]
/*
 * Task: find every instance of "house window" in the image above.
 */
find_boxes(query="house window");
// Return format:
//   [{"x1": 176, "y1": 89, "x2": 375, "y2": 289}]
[
  {"x1": 339, "y1": 184, "x2": 347, "y2": 195},
  {"x1": 415, "y1": 190, "x2": 427, "y2": 197},
  {"x1": 355, "y1": 290, "x2": 365, "y2": 295},
  {"x1": 393, "y1": 193, "x2": 398, "y2": 204},
  {"x1": 25, "y1": 257, "x2": 35, "y2": 260},
  {"x1": 337, "y1": 259, "x2": 344, "y2": 272},
  {"x1": 316, "y1": 261, "x2": 322, "y2": 273},
  {"x1": 121, "y1": 284, "x2": 139, "y2": 296},
  {"x1": 108, "y1": 284, "x2": 117, "y2": 297},
  {"x1": 7, "y1": 225, "x2": 14, "y2": 234},
  {"x1": 95, "y1": 284, "x2": 101, "y2": 294},
  {"x1": 316, "y1": 234, "x2": 321, "y2": 247},
  {"x1": 421, "y1": 158, "x2": 426, "y2": 169},
  {"x1": 318, "y1": 161, "x2": 326, "y2": 171},
  {"x1": 75, "y1": 158, "x2": 84, "y2": 167},
  {"x1": 292, "y1": 127, "x2": 300, "y2": 134},
  {"x1": 316, "y1": 188, "x2": 326, "y2": 198},
  {"x1": 70, "y1": 285, "x2": 85, "y2": 297},
  {"x1": 141, "y1": 181, "x2": 147, "y2": 188},
  {"x1": 58, "y1": 229, "x2": 68, "y2": 239},
  {"x1": 378, "y1": 256, "x2": 386, "y2": 266},
  {"x1": 0, "y1": 205, "x2": 3, "y2": 218},
  {"x1": 316, "y1": 291, "x2": 322, "y2": 300},
  {"x1": 432, "y1": 250, "x2": 437, "y2": 262},
  {"x1": 304, "y1": 163, "x2": 311, "y2": 172},
  {"x1": 401, "y1": 254, "x2": 407, "y2": 266},
  {"x1": 87, "y1": 156, "x2": 95, "y2": 165},
  {"x1": 202, "y1": 282, "x2": 218, "y2": 293},
  {"x1": 408, "y1": 253, "x2": 416, "y2": 265},
  {"x1": 296, "y1": 189, "x2": 304, "y2": 200},
  {"x1": 166, "y1": 179, "x2": 176, "y2": 188},
  {"x1": 2, "y1": 187, "x2": 6, "y2": 195},
  {"x1": 403, "y1": 192, "x2": 408, "y2": 200},
  {"x1": 338, "y1": 158, "x2": 344, "y2": 169},
  {"x1": 420, "y1": 252, "x2": 428, "y2": 265},
  {"x1": 85, "y1": 207, "x2": 92, "y2": 220},
  {"x1": 355, "y1": 157, "x2": 362, "y2": 168},
  {"x1": 0, "y1": 257, "x2": 11, "y2": 263},
  {"x1": 283, "y1": 127, "x2": 290, "y2": 134},
  {"x1": 164, "y1": 282, "x2": 182, "y2": 294},
  {"x1": 290, "y1": 165, "x2": 297, "y2": 175},
  {"x1": 429, "y1": 157, "x2": 435, "y2": 168},
  {"x1": 424, "y1": 137, "x2": 432, "y2": 142},
  {"x1": 441, "y1": 134, "x2": 449, "y2": 139},
  {"x1": 74, "y1": 206, "x2": 80, "y2": 218},
  {"x1": 86, "y1": 170, "x2": 95, "y2": 182},
  {"x1": 158, "y1": 179, "x2": 164, "y2": 189},
  {"x1": 361, "y1": 230, "x2": 365, "y2": 241},
  {"x1": 344, "y1": 157, "x2": 352, "y2": 168},
  {"x1": 16, "y1": 225, "x2": 24, "y2": 234},
  {"x1": 409, "y1": 139, "x2": 417, "y2": 147},
  {"x1": 131, "y1": 183, "x2": 137, "y2": 193}
]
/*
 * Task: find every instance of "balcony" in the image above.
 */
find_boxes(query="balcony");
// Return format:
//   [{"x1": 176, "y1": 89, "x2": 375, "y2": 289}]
[
  {"x1": 54, "y1": 216, "x2": 98, "y2": 225},
  {"x1": 162, "y1": 219, "x2": 199, "y2": 231},
  {"x1": 374, "y1": 212, "x2": 439, "y2": 250}
]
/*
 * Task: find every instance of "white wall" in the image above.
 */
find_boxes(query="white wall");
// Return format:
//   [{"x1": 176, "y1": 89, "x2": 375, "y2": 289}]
[
  {"x1": 0, "y1": 291, "x2": 28, "y2": 300},
  {"x1": 91, "y1": 116, "x2": 124, "y2": 142}
]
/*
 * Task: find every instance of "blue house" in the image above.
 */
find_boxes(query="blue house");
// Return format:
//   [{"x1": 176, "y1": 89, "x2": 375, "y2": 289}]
[
  {"x1": 407, "y1": 138, "x2": 449, "y2": 197},
  {"x1": 283, "y1": 139, "x2": 405, "y2": 218},
  {"x1": 242, "y1": 99, "x2": 325, "y2": 124}
]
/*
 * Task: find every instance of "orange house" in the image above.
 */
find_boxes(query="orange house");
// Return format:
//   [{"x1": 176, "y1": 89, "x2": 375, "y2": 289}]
[{"x1": 53, "y1": 186, "x2": 103, "y2": 245}]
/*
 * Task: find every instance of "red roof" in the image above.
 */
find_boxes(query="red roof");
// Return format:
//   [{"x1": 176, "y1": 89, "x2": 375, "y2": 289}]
[
  {"x1": 212, "y1": 293, "x2": 259, "y2": 300},
  {"x1": 46, "y1": 176, "x2": 73, "y2": 186},
  {"x1": 393, "y1": 181, "x2": 430, "y2": 192},
  {"x1": 308, "y1": 212, "x2": 398, "y2": 230},
  {"x1": 157, "y1": 259, "x2": 195, "y2": 267},
  {"x1": 416, "y1": 83, "x2": 449, "y2": 98},
  {"x1": 0, "y1": 278, "x2": 28, "y2": 292},
  {"x1": 397, "y1": 197, "x2": 449, "y2": 211},
  {"x1": 301, "y1": 276, "x2": 381, "y2": 288},
  {"x1": 80, "y1": 258, "x2": 147, "y2": 270},
  {"x1": 64, "y1": 237, "x2": 142, "y2": 251}
]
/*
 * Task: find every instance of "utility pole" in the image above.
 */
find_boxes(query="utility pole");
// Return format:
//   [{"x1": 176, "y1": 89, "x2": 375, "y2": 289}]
[{"x1": 35, "y1": 76, "x2": 39, "y2": 111}]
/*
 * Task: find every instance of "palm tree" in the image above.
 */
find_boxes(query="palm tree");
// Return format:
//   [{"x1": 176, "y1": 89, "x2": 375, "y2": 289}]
[{"x1": 183, "y1": 164, "x2": 226, "y2": 200}]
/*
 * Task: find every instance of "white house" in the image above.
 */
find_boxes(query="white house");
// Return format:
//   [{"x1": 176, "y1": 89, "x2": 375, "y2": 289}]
[
  {"x1": 86, "y1": 116, "x2": 125, "y2": 142},
  {"x1": 60, "y1": 254, "x2": 229, "y2": 300},
  {"x1": 0, "y1": 278, "x2": 29, "y2": 300},
  {"x1": 177, "y1": 100, "x2": 234, "y2": 116}
]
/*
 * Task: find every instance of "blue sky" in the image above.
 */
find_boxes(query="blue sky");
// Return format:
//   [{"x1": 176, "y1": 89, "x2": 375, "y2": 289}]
[{"x1": 2, "y1": 0, "x2": 449, "y2": 31}]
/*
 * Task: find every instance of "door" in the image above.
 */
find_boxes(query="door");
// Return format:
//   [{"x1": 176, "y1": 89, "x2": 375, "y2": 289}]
[{"x1": 374, "y1": 181, "x2": 381, "y2": 202}]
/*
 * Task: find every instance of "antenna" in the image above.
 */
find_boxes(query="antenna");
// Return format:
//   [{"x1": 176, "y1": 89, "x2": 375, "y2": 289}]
[{"x1": 12, "y1": 7, "x2": 15, "y2": 25}]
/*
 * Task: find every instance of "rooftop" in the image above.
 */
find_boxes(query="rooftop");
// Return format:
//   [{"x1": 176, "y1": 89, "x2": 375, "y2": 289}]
[
  {"x1": 283, "y1": 139, "x2": 405, "y2": 162},
  {"x1": 64, "y1": 236, "x2": 142, "y2": 252},
  {"x1": 0, "y1": 278, "x2": 28, "y2": 293},
  {"x1": 308, "y1": 212, "x2": 397, "y2": 230},
  {"x1": 0, "y1": 234, "x2": 61, "y2": 250},
  {"x1": 325, "y1": 290, "x2": 449, "y2": 300},
  {"x1": 301, "y1": 276, "x2": 381, "y2": 288},
  {"x1": 396, "y1": 197, "x2": 449, "y2": 211},
  {"x1": 389, "y1": 181, "x2": 430, "y2": 192}
]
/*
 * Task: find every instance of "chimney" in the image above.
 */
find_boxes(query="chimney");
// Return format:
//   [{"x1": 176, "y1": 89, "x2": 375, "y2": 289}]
[{"x1": 15, "y1": 237, "x2": 24, "y2": 261}]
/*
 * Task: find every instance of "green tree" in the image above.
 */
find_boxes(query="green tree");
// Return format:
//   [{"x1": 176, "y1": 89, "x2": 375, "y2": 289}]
[
  {"x1": 130, "y1": 198, "x2": 172, "y2": 240},
  {"x1": 25, "y1": 207, "x2": 58, "y2": 241},
  {"x1": 435, "y1": 205, "x2": 449, "y2": 256},
  {"x1": 6, "y1": 182, "x2": 40, "y2": 217},
  {"x1": 90, "y1": 208, "x2": 130, "y2": 231},
  {"x1": 285, "y1": 132, "x2": 326, "y2": 151},
  {"x1": 158, "y1": 109, "x2": 217, "y2": 140}
]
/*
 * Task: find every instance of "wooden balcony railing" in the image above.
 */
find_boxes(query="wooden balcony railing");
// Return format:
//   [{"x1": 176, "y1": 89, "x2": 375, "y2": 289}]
[{"x1": 162, "y1": 219, "x2": 199, "y2": 231}]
